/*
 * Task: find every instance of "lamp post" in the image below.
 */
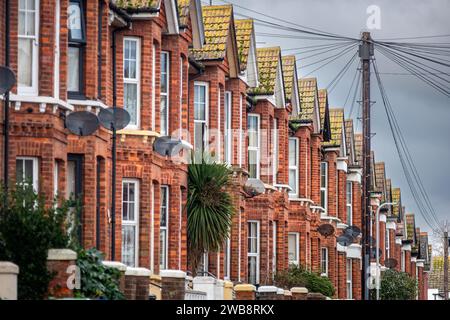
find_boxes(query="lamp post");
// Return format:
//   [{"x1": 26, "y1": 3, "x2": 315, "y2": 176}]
[{"x1": 375, "y1": 201, "x2": 397, "y2": 300}]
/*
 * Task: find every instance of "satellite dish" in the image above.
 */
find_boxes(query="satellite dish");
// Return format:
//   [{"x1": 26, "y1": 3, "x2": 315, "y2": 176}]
[
  {"x1": 65, "y1": 111, "x2": 99, "y2": 136},
  {"x1": 385, "y1": 258, "x2": 398, "y2": 269},
  {"x1": 98, "y1": 107, "x2": 131, "y2": 131},
  {"x1": 153, "y1": 136, "x2": 183, "y2": 157},
  {"x1": 344, "y1": 225, "x2": 361, "y2": 239},
  {"x1": 337, "y1": 234, "x2": 353, "y2": 247},
  {"x1": 317, "y1": 224, "x2": 335, "y2": 237},
  {"x1": 0, "y1": 66, "x2": 16, "y2": 95},
  {"x1": 244, "y1": 178, "x2": 265, "y2": 197}
]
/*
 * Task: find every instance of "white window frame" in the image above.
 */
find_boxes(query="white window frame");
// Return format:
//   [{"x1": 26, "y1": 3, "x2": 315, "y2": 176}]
[
  {"x1": 288, "y1": 232, "x2": 300, "y2": 266},
  {"x1": 386, "y1": 228, "x2": 390, "y2": 258},
  {"x1": 346, "y1": 258, "x2": 353, "y2": 299},
  {"x1": 194, "y1": 81, "x2": 209, "y2": 157},
  {"x1": 160, "y1": 51, "x2": 170, "y2": 136},
  {"x1": 288, "y1": 138, "x2": 299, "y2": 197},
  {"x1": 121, "y1": 179, "x2": 140, "y2": 268},
  {"x1": 272, "y1": 118, "x2": 278, "y2": 184},
  {"x1": 53, "y1": 161, "x2": 59, "y2": 198},
  {"x1": 151, "y1": 44, "x2": 156, "y2": 131},
  {"x1": 346, "y1": 181, "x2": 353, "y2": 226},
  {"x1": 224, "y1": 236, "x2": 231, "y2": 280},
  {"x1": 272, "y1": 221, "x2": 277, "y2": 276},
  {"x1": 401, "y1": 250, "x2": 406, "y2": 272},
  {"x1": 321, "y1": 247, "x2": 329, "y2": 276},
  {"x1": 123, "y1": 37, "x2": 141, "y2": 129},
  {"x1": 160, "y1": 185, "x2": 169, "y2": 270},
  {"x1": 179, "y1": 57, "x2": 183, "y2": 133},
  {"x1": 16, "y1": 157, "x2": 39, "y2": 192},
  {"x1": 247, "y1": 220, "x2": 260, "y2": 285},
  {"x1": 320, "y1": 162, "x2": 328, "y2": 212},
  {"x1": 17, "y1": 0, "x2": 40, "y2": 95},
  {"x1": 224, "y1": 91, "x2": 232, "y2": 165},
  {"x1": 247, "y1": 113, "x2": 260, "y2": 179}
]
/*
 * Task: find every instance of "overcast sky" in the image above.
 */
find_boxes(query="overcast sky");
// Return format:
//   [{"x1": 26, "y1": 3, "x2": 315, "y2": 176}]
[{"x1": 215, "y1": 0, "x2": 450, "y2": 239}]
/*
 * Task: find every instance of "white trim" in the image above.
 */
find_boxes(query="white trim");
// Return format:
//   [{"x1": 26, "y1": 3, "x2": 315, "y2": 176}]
[
  {"x1": 346, "y1": 258, "x2": 353, "y2": 300},
  {"x1": 320, "y1": 162, "x2": 328, "y2": 213},
  {"x1": 272, "y1": 119, "x2": 278, "y2": 184},
  {"x1": 179, "y1": 57, "x2": 183, "y2": 133},
  {"x1": 53, "y1": 0, "x2": 60, "y2": 99},
  {"x1": 346, "y1": 180, "x2": 353, "y2": 226},
  {"x1": 288, "y1": 137, "x2": 299, "y2": 197},
  {"x1": 321, "y1": 247, "x2": 329, "y2": 276},
  {"x1": 224, "y1": 91, "x2": 232, "y2": 164},
  {"x1": 194, "y1": 81, "x2": 209, "y2": 155},
  {"x1": 386, "y1": 221, "x2": 396, "y2": 230},
  {"x1": 16, "y1": 156, "x2": 39, "y2": 192},
  {"x1": 121, "y1": 178, "x2": 140, "y2": 268},
  {"x1": 160, "y1": 185, "x2": 169, "y2": 270},
  {"x1": 337, "y1": 158, "x2": 348, "y2": 172},
  {"x1": 238, "y1": 95, "x2": 243, "y2": 167},
  {"x1": 379, "y1": 213, "x2": 387, "y2": 223},
  {"x1": 288, "y1": 232, "x2": 300, "y2": 266},
  {"x1": 7, "y1": 94, "x2": 74, "y2": 111},
  {"x1": 150, "y1": 183, "x2": 155, "y2": 273},
  {"x1": 123, "y1": 37, "x2": 141, "y2": 129},
  {"x1": 217, "y1": 87, "x2": 221, "y2": 162},
  {"x1": 53, "y1": 161, "x2": 59, "y2": 198},
  {"x1": 272, "y1": 221, "x2": 277, "y2": 277},
  {"x1": 247, "y1": 220, "x2": 260, "y2": 285},
  {"x1": 247, "y1": 113, "x2": 261, "y2": 179},
  {"x1": 160, "y1": 51, "x2": 170, "y2": 135},
  {"x1": 164, "y1": 0, "x2": 180, "y2": 34},
  {"x1": 67, "y1": 99, "x2": 108, "y2": 109},
  {"x1": 17, "y1": 0, "x2": 40, "y2": 96}
]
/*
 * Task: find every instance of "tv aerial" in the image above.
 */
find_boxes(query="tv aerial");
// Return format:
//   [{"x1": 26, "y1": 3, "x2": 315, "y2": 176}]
[
  {"x1": 65, "y1": 111, "x2": 100, "y2": 136},
  {"x1": 0, "y1": 66, "x2": 16, "y2": 95},
  {"x1": 243, "y1": 178, "x2": 265, "y2": 198},
  {"x1": 317, "y1": 224, "x2": 335, "y2": 237}
]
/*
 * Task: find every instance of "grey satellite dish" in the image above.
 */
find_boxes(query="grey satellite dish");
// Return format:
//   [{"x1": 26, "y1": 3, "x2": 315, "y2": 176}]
[
  {"x1": 153, "y1": 136, "x2": 183, "y2": 157},
  {"x1": 344, "y1": 225, "x2": 361, "y2": 239},
  {"x1": 385, "y1": 258, "x2": 398, "y2": 269},
  {"x1": 244, "y1": 178, "x2": 265, "y2": 197},
  {"x1": 65, "y1": 111, "x2": 99, "y2": 136},
  {"x1": 317, "y1": 224, "x2": 335, "y2": 237},
  {"x1": 337, "y1": 234, "x2": 353, "y2": 247},
  {"x1": 98, "y1": 107, "x2": 130, "y2": 131},
  {"x1": 0, "y1": 66, "x2": 16, "y2": 95}
]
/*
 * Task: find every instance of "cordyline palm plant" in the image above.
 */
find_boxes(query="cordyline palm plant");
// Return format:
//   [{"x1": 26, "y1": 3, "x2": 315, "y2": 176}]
[{"x1": 187, "y1": 154, "x2": 234, "y2": 274}]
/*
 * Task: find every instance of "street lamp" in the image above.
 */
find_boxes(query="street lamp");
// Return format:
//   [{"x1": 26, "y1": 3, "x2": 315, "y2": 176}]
[{"x1": 375, "y1": 201, "x2": 397, "y2": 300}]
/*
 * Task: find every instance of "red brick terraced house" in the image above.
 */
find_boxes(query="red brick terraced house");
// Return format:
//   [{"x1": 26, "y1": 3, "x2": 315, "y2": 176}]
[{"x1": 0, "y1": 0, "x2": 431, "y2": 299}]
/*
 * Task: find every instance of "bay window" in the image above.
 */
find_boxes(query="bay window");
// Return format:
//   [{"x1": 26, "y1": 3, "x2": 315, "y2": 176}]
[
  {"x1": 247, "y1": 221, "x2": 260, "y2": 284},
  {"x1": 321, "y1": 247, "x2": 328, "y2": 276},
  {"x1": 346, "y1": 181, "x2": 353, "y2": 225},
  {"x1": 247, "y1": 114, "x2": 260, "y2": 179},
  {"x1": 194, "y1": 82, "x2": 209, "y2": 161},
  {"x1": 160, "y1": 186, "x2": 169, "y2": 270},
  {"x1": 288, "y1": 232, "x2": 299, "y2": 265},
  {"x1": 320, "y1": 162, "x2": 328, "y2": 211},
  {"x1": 122, "y1": 179, "x2": 139, "y2": 267},
  {"x1": 288, "y1": 138, "x2": 299, "y2": 197},
  {"x1": 18, "y1": 0, "x2": 39, "y2": 95},
  {"x1": 16, "y1": 157, "x2": 39, "y2": 191},
  {"x1": 67, "y1": 0, "x2": 86, "y2": 97},
  {"x1": 123, "y1": 37, "x2": 141, "y2": 128},
  {"x1": 160, "y1": 51, "x2": 169, "y2": 135},
  {"x1": 224, "y1": 91, "x2": 232, "y2": 164}
]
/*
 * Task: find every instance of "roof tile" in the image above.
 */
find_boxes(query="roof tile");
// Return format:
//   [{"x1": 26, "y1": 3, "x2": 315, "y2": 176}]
[
  {"x1": 250, "y1": 47, "x2": 281, "y2": 95},
  {"x1": 323, "y1": 108, "x2": 344, "y2": 147},
  {"x1": 235, "y1": 19, "x2": 254, "y2": 72},
  {"x1": 282, "y1": 56, "x2": 296, "y2": 101}
]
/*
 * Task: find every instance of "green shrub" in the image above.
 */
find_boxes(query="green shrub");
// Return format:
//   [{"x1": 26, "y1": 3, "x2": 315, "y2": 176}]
[
  {"x1": 0, "y1": 185, "x2": 75, "y2": 299},
  {"x1": 75, "y1": 248, "x2": 124, "y2": 300},
  {"x1": 275, "y1": 264, "x2": 335, "y2": 297},
  {"x1": 379, "y1": 269, "x2": 417, "y2": 300}
]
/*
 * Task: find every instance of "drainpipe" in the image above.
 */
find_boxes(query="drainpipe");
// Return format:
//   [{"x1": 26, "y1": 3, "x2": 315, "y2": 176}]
[
  {"x1": 3, "y1": 0, "x2": 10, "y2": 198},
  {"x1": 111, "y1": 20, "x2": 131, "y2": 261}
]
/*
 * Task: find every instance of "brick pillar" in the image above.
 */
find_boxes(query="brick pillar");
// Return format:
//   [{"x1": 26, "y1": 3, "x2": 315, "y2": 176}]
[
  {"x1": 0, "y1": 262, "x2": 19, "y2": 300},
  {"x1": 283, "y1": 290, "x2": 292, "y2": 300},
  {"x1": 291, "y1": 287, "x2": 308, "y2": 300},
  {"x1": 276, "y1": 288, "x2": 285, "y2": 300},
  {"x1": 47, "y1": 249, "x2": 77, "y2": 298},
  {"x1": 102, "y1": 261, "x2": 127, "y2": 294},
  {"x1": 404, "y1": 248, "x2": 412, "y2": 275},
  {"x1": 223, "y1": 281, "x2": 234, "y2": 300},
  {"x1": 307, "y1": 292, "x2": 327, "y2": 300},
  {"x1": 416, "y1": 260, "x2": 425, "y2": 300},
  {"x1": 234, "y1": 284, "x2": 256, "y2": 300},
  {"x1": 352, "y1": 259, "x2": 361, "y2": 300},
  {"x1": 160, "y1": 270, "x2": 186, "y2": 300},
  {"x1": 124, "y1": 267, "x2": 151, "y2": 300},
  {"x1": 257, "y1": 286, "x2": 278, "y2": 300}
]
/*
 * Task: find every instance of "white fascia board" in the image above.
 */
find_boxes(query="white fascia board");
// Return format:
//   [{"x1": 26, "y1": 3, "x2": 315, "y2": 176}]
[{"x1": 337, "y1": 157, "x2": 348, "y2": 173}]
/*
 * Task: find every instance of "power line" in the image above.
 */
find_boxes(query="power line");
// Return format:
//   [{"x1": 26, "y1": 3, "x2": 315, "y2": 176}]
[{"x1": 327, "y1": 51, "x2": 358, "y2": 93}]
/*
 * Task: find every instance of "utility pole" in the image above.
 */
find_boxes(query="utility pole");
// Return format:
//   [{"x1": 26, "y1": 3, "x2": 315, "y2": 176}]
[
  {"x1": 444, "y1": 231, "x2": 449, "y2": 300},
  {"x1": 359, "y1": 32, "x2": 374, "y2": 300}
]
